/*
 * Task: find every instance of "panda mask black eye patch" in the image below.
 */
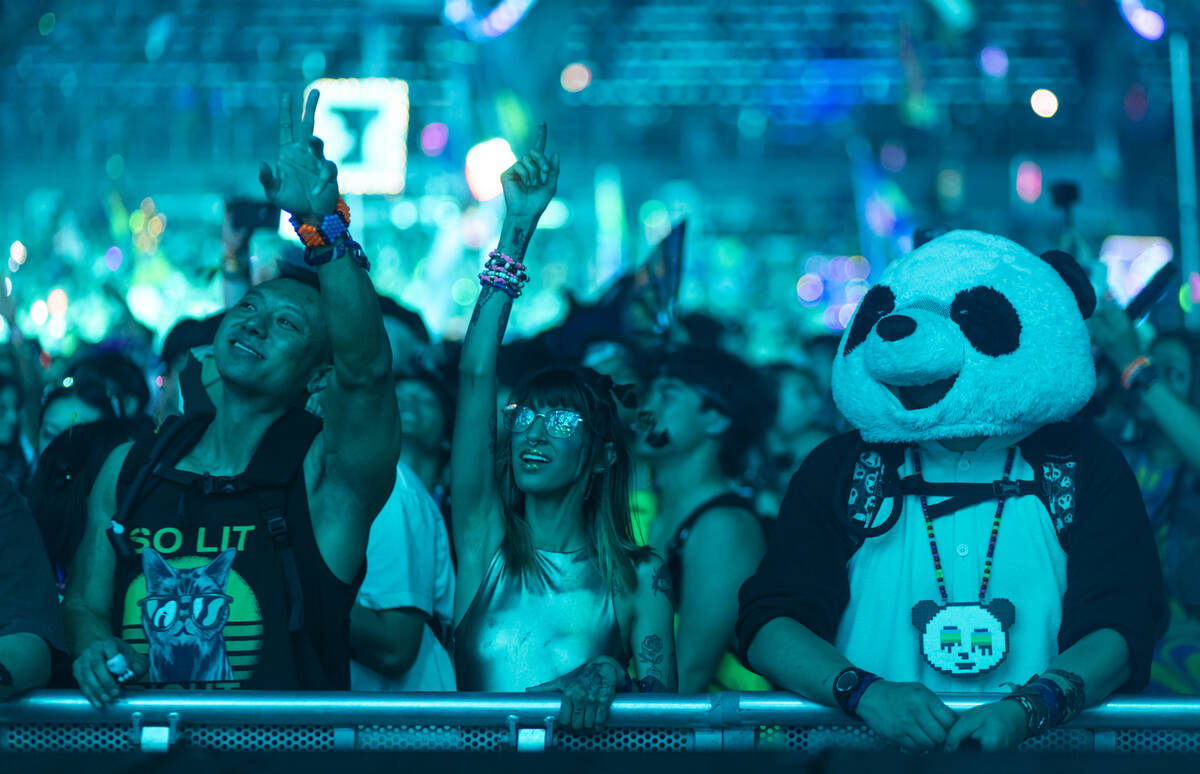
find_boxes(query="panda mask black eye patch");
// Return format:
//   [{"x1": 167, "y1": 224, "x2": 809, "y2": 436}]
[
  {"x1": 843, "y1": 285, "x2": 896, "y2": 356},
  {"x1": 950, "y1": 286, "x2": 1021, "y2": 357}
]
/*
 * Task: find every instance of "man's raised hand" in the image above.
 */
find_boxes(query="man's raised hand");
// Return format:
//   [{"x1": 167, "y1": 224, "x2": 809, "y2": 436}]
[
  {"x1": 501, "y1": 122, "x2": 559, "y2": 222},
  {"x1": 258, "y1": 91, "x2": 339, "y2": 218}
]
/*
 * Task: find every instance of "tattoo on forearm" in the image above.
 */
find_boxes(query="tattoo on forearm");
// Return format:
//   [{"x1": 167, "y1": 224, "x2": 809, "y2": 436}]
[
  {"x1": 637, "y1": 634, "x2": 665, "y2": 679},
  {"x1": 469, "y1": 284, "x2": 499, "y2": 328},
  {"x1": 509, "y1": 226, "x2": 532, "y2": 257},
  {"x1": 651, "y1": 564, "x2": 675, "y2": 604},
  {"x1": 635, "y1": 675, "x2": 669, "y2": 693}
]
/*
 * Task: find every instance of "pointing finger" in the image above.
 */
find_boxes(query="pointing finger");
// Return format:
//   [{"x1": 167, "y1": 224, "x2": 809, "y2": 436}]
[
  {"x1": 279, "y1": 93, "x2": 294, "y2": 146},
  {"x1": 301, "y1": 89, "x2": 320, "y2": 138},
  {"x1": 533, "y1": 121, "x2": 547, "y2": 154}
]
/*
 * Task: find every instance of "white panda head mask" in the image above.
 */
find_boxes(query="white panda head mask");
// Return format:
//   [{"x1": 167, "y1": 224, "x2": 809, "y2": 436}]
[{"x1": 832, "y1": 230, "x2": 1097, "y2": 443}]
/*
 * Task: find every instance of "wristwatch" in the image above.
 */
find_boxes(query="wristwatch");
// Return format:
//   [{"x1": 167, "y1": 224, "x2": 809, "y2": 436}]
[{"x1": 833, "y1": 666, "x2": 880, "y2": 718}]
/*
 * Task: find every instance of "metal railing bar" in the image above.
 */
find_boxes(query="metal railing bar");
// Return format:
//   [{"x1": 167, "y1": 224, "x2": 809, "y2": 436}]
[{"x1": 2, "y1": 691, "x2": 1198, "y2": 731}]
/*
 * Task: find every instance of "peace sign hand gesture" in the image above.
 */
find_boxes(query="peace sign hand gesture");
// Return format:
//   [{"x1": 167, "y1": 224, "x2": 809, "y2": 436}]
[
  {"x1": 258, "y1": 91, "x2": 339, "y2": 219},
  {"x1": 501, "y1": 122, "x2": 559, "y2": 222}
]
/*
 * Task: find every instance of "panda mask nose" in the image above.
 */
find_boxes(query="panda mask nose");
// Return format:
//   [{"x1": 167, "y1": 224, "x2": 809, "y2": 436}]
[{"x1": 876, "y1": 314, "x2": 917, "y2": 342}]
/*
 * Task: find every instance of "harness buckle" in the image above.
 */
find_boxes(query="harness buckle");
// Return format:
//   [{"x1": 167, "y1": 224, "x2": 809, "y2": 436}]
[{"x1": 993, "y1": 479, "x2": 1022, "y2": 499}]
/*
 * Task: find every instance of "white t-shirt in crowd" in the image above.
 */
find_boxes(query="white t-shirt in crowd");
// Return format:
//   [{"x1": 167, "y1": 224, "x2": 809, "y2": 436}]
[
  {"x1": 351, "y1": 461, "x2": 457, "y2": 691},
  {"x1": 837, "y1": 439, "x2": 1068, "y2": 693}
]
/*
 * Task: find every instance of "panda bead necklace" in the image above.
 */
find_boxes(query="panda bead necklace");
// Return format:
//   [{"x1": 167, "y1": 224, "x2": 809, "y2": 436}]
[{"x1": 911, "y1": 446, "x2": 1017, "y2": 677}]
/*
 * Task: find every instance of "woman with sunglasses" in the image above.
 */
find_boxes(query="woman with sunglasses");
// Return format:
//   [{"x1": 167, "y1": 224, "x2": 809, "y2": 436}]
[{"x1": 452, "y1": 125, "x2": 677, "y2": 733}]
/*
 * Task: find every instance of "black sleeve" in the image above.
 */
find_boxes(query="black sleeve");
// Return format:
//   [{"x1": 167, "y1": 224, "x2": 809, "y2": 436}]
[
  {"x1": 735, "y1": 433, "x2": 861, "y2": 664},
  {"x1": 1058, "y1": 427, "x2": 1166, "y2": 693},
  {"x1": 0, "y1": 476, "x2": 67, "y2": 653}
]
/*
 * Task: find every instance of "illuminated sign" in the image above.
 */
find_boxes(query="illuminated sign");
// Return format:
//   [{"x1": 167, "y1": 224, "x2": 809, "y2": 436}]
[{"x1": 302, "y1": 78, "x2": 409, "y2": 195}]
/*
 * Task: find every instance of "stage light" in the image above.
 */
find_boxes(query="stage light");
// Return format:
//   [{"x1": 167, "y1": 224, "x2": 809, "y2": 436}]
[
  {"x1": 1030, "y1": 89, "x2": 1059, "y2": 118},
  {"x1": 304, "y1": 78, "x2": 410, "y2": 195},
  {"x1": 1016, "y1": 161, "x2": 1043, "y2": 203},
  {"x1": 30, "y1": 300, "x2": 48, "y2": 326},
  {"x1": 979, "y1": 46, "x2": 1009, "y2": 78},
  {"x1": 561, "y1": 63, "x2": 592, "y2": 93},
  {"x1": 465, "y1": 138, "x2": 517, "y2": 201},
  {"x1": 420, "y1": 123, "x2": 449, "y2": 156}
]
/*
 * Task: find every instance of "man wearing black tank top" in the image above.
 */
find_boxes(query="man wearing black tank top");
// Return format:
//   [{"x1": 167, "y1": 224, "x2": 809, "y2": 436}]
[
  {"x1": 64, "y1": 91, "x2": 399, "y2": 705},
  {"x1": 634, "y1": 346, "x2": 776, "y2": 692}
]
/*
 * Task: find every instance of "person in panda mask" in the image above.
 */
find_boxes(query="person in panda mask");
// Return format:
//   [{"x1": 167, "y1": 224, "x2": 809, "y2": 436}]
[{"x1": 736, "y1": 230, "x2": 1166, "y2": 751}]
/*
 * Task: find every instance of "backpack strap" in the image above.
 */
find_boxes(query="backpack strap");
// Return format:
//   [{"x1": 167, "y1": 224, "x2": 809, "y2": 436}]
[
  {"x1": 244, "y1": 409, "x2": 323, "y2": 634},
  {"x1": 845, "y1": 441, "x2": 907, "y2": 545},
  {"x1": 107, "y1": 413, "x2": 214, "y2": 562}
]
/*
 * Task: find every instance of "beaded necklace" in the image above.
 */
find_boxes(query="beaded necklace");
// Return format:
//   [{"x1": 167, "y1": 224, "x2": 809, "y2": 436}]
[{"x1": 910, "y1": 445, "x2": 1018, "y2": 677}]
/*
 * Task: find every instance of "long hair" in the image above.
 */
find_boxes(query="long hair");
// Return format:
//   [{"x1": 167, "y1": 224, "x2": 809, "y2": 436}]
[{"x1": 497, "y1": 367, "x2": 644, "y2": 591}]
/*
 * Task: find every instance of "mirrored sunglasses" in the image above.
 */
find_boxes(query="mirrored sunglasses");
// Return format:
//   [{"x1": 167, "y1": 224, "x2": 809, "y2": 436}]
[
  {"x1": 139, "y1": 594, "x2": 232, "y2": 632},
  {"x1": 502, "y1": 404, "x2": 584, "y2": 438}
]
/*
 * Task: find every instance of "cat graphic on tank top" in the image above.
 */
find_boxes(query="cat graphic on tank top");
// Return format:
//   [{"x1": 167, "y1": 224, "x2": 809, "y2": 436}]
[{"x1": 138, "y1": 547, "x2": 237, "y2": 683}]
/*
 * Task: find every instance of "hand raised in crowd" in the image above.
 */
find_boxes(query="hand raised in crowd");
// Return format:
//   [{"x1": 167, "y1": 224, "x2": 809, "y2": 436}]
[
  {"x1": 72, "y1": 636, "x2": 148, "y2": 709},
  {"x1": 258, "y1": 90, "x2": 339, "y2": 218},
  {"x1": 501, "y1": 122, "x2": 559, "y2": 222},
  {"x1": 854, "y1": 679, "x2": 957, "y2": 752},
  {"x1": 1087, "y1": 298, "x2": 1143, "y2": 370},
  {"x1": 944, "y1": 699, "x2": 1027, "y2": 752},
  {"x1": 527, "y1": 655, "x2": 624, "y2": 734}
]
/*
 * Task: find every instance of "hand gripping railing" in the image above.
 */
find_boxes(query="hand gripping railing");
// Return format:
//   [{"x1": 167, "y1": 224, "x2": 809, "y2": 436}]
[{"x1": 1, "y1": 691, "x2": 1198, "y2": 753}]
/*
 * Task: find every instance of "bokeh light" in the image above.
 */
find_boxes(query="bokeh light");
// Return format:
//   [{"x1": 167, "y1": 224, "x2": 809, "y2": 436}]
[
  {"x1": 561, "y1": 63, "x2": 593, "y2": 93},
  {"x1": 796, "y1": 273, "x2": 824, "y2": 306},
  {"x1": 47, "y1": 288, "x2": 68, "y2": 317},
  {"x1": 937, "y1": 169, "x2": 964, "y2": 201},
  {"x1": 104, "y1": 246, "x2": 123, "y2": 271},
  {"x1": 106, "y1": 154, "x2": 125, "y2": 180},
  {"x1": 539, "y1": 199, "x2": 570, "y2": 230},
  {"x1": 465, "y1": 138, "x2": 517, "y2": 201},
  {"x1": 1121, "y1": 1, "x2": 1165, "y2": 41},
  {"x1": 420, "y1": 123, "x2": 449, "y2": 156},
  {"x1": 979, "y1": 46, "x2": 1009, "y2": 78},
  {"x1": 1030, "y1": 89, "x2": 1059, "y2": 118},
  {"x1": 30, "y1": 300, "x2": 48, "y2": 326},
  {"x1": 38, "y1": 13, "x2": 56, "y2": 36},
  {"x1": 1016, "y1": 160, "x2": 1043, "y2": 203},
  {"x1": 880, "y1": 143, "x2": 907, "y2": 172},
  {"x1": 10, "y1": 241, "x2": 26, "y2": 264}
]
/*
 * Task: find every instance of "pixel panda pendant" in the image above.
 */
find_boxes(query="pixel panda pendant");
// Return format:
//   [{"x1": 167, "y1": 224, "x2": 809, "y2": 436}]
[{"x1": 912, "y1": 599, "x2": 1015, "y2": 677}]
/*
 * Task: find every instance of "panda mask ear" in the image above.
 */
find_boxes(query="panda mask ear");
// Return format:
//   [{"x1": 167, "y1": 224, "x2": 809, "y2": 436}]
[{"x1": 1040, "y1": 250, "x2": 1097, "y2": 320}]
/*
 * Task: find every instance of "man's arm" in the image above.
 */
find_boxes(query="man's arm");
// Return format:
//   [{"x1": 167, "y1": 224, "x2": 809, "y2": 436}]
[
  {"x1": 675, "y1": 508, "x2": 763, "y2": 692},
  {"x1": 62, "y1": 442, "x2": 147, "y2": 708},
  {"x1": 0, "y1": 633, "x2": 50, "y2": 700},
  {"x1": 258, "y1": 91, "x2": 399, "y2": 512},
  {"x1": 349, "y1": 605, "x2": 425, "y2": 679}
]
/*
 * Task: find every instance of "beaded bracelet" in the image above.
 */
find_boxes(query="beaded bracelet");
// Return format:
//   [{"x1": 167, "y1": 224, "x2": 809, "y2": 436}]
[
  {"x1": 479, "y1": 249, "x2": 528, "y2": 298},
  {"x1": 304, "y1": 232, "x2": 371, "y2": 271},
  {"x1": 291, "y1": 197, "x2": 352, "y2": 248},
  {"x1": 1003, "y1": 670, "x2": 1086, "y2": 740},
  {"x1": 1121, "y1": 355, "x2": 1152, "y2": 390}
]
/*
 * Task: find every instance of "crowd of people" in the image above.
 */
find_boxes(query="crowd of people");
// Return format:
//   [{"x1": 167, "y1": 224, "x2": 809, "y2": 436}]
[{"x1": 0, "y1": 91, "x2": 1197, "y2": 753}]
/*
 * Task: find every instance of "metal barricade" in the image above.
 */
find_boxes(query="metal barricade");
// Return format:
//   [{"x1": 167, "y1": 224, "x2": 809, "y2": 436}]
[{"x1": 1, "y1": 691, "x2": 1198, "y2": 753}]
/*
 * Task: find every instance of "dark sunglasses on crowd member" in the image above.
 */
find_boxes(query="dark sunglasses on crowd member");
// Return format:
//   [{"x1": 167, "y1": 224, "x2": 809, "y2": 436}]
[{"x1": 502, "y1": 404, "x2": 585, "y2": 439}]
